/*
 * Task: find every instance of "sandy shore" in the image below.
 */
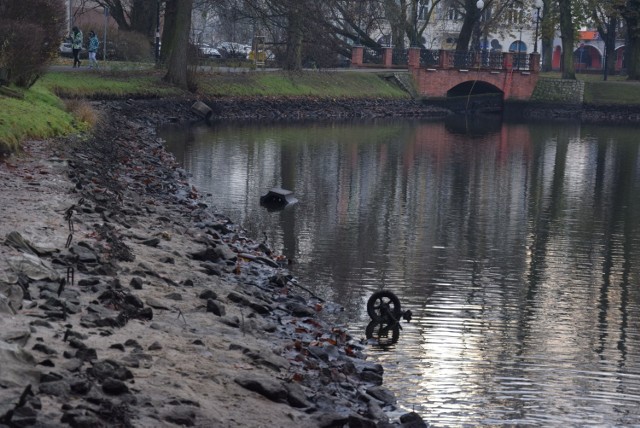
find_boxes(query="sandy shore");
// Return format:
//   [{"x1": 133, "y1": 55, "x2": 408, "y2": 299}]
[{"x1": 0, "y1": 100, "x2": 428, "y2": 427}]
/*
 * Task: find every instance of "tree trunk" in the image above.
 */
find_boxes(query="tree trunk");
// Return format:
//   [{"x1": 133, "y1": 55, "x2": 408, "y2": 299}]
[
  {"x1": 542, "y1": 38, "x2": 552, "y2": 72},
  {"x1": 455, "y1": 0, "x2": 480, "y2": 52},
  {"x1": 622, "y1": 0, "x2": 640, "y2": 80},
  {"x1": 558, "y1": 0, "x2": 575, "y2": 79},
  {"x1": 604, "y1": 16, "x2": 618, "y2": 75},
  {"x1": 628, "y1": 36, "x2": 640, "y2": 79},
  {"x1": 160, "y1": 0, "x2": 177, "y2": 64},
  {"x1": 130, "y1": 0, "x2": 156, "y2": 38},
  {"x1": 163, "y1": 0, "x2": 192, "y2": 90},
  {"x1": 283, "y1": 3, "x2": 303, "y2": 70}
]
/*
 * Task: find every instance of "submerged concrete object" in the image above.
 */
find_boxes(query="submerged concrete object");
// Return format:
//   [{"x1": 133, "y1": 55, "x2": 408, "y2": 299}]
[{"x1": 259, "y1": 188, "x2": 298, "y2": 210}]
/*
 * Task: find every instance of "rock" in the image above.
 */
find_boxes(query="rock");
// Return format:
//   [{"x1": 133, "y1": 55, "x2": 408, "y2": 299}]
[
  {"x1": 69, "y1": 244, "x2": 99, "y2": 263},
  {"x1": 163, "y1": 405, "x2": 199, "y2": 426},
  {"x1": 198, "y1": 289, "x2": 217, "y2": 300},
  {"x1": 206, "y1": 299, "x2": 225, "y2": 316},
  {"x1": 399, "y1": 412, "x2": 428, "y2": 427},
  {"x1": 38, "y1": 380, "x2": 70, "y2": 397},
  {"x1": 286, "y1": 301, "x2": 316, "y2": 317},
  {"x1": 366, "y1": 386, "x2": 396, "y2": 405},
  {"x1": 70, "y1": 379, "x2": 93, "y2": 395},
  {"x1": 141, "y1": 237, "x2": 160, "y2": 247},
  {"x1": 164, "y1": 292, "x2": 182, "y2": 301},
  {"x1": 130, "y1": 277, "x2": 144, "y2": 289},
  {"x1": 102, "y1": 378, "x2": 129, "y2": 395},
  {"x1": 146, "y1": 297, "x2": 170, "y2": 310},
  {"x1": 234, "y1": 375, "x2": 288, "y2": 403},
  {"x1": 200, "y1": 262, "x2": 222, "y2": 276},
  {"x1": 7, "y1": 253, "x2": 59, "y2": 282},
  {"x1": 10, "y1": 405, "x2": 38, "y2": 426},
  {"x1": 284, "y1": 382, "x2": 312, "y2": 408},
  {"x1": 32, "y1": 343, "x2": 57, "y2": 356},
  {"x1": 88, "y1": 359, "x2": 133, "y2": 381},
  {"x1": 0, "y1": 281, "x2": 24, "y2": 311},
  {"x1": 316, "y1": 413, "x2": 350, "y2": 427},
  {"x1": 148, "y1": 341, "x2": 162, "y2": 351},
  {"x1": 348, "y1": 414, "x2": 378, "y2": 428}
]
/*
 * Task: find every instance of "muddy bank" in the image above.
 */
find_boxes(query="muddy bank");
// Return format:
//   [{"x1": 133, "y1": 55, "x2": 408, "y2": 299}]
[{"x1": 0, "y1": 100, "x2": 429, "y2": 427}]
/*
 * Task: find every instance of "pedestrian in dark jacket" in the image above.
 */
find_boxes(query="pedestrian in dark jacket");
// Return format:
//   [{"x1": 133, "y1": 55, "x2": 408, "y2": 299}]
[{"x1": 71, "y1": 26, "x2": 83, "y2": 68}]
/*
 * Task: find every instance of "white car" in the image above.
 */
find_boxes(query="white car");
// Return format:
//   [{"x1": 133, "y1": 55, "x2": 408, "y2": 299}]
[
  {"x1": 199, "y1": 46, "x2": 221, "y2": 58},
  {"x1": 59, "y1": 38, "x2": 86, "y2": 57}
]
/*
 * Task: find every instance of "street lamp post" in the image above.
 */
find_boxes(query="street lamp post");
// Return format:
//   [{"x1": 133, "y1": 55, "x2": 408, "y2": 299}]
[
  {"x1": 155, "y1": 1, "x2": 161, "y2": 63},
  {"x1": 533, "y1": 0, "x2": 543, "y2": 54},
  {"x1": 476, "y1": 0, "x2": 484, "y2": 51}
]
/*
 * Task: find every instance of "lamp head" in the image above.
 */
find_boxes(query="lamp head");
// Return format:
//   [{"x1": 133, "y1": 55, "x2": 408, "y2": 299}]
[
  {"x1": 534, "y1": 0, "x2": 543, "y2": 9},
  {"x1": 476, "y1": 0, "x2": 484, "y2": 9}
]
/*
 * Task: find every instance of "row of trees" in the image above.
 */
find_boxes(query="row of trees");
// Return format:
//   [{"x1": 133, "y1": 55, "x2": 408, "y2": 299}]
[
  {"x1": 179, "y1": 0, "x2": 640, "y2": 80},
  {"x1": 3, "y1": 0, "x2": 640, "y2": 90}
]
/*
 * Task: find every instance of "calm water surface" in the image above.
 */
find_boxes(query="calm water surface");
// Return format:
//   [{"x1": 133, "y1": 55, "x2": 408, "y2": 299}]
[{"x1": 161, "y1": 117, "x2": 640, "y2": 426}]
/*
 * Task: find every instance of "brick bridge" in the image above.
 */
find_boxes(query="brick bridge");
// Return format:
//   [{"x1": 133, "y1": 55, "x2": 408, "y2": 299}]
[{"x1": 351, "y1": 47, "x2": 540, "y2": 101}]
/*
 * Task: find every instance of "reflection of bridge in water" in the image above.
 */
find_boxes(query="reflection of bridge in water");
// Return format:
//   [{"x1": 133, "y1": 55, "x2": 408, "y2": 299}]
[{"x1": 351, "y1": 47, "x2": 540, "y2": 104}]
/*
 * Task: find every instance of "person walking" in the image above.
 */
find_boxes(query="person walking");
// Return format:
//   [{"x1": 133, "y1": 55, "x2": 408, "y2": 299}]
[
  {"x1": 88, "y1": 30, "x2": 99, "y2": 68},
  {"x1": 71, "y1": 26, "x2": 83, "y2": 68}
]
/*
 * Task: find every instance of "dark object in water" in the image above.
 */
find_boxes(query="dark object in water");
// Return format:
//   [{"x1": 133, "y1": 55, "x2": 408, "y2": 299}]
[
  {"x1": 365, "y1": 290, "x2": 412, "y2": 346},
  {"x1": 191, "y1": 101, "x2": 213, "y2": 122},
  {"x1": 260, "y1": 188, "x2": 298, "y2": 210}
]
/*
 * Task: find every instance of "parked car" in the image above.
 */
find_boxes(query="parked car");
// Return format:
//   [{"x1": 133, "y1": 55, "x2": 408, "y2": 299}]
[
  {"x1": 59, "y1": 38, "x2": 73, "y2": 57},
  {"x1": 59, "y1": 37, "x2": 86, "y2": 57},
  {"x1": 216, "y1": 42, "x2": 251, "y2": 59},
  {"x1": 199, "y1": 45, "x2": 221, "y2": 58}
]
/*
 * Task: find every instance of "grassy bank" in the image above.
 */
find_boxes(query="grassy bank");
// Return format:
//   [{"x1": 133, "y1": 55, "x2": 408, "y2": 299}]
[
  {"x1": 539, "y1": 71, "x2": 640, "y2": 104},
  {"x1": 0, "y1": 69, "x2": 408, "y2": 152}
]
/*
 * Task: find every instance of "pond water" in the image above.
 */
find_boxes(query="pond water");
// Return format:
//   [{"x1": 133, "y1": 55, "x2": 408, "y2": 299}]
[{"x1": 160, "y1": 115, "x2": 640, "y2": 426}]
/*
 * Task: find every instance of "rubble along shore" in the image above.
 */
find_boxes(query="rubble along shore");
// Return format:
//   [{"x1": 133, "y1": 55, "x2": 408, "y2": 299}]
[{"x1": 0, "y1": 98, "x2": 432, "y2": 428}]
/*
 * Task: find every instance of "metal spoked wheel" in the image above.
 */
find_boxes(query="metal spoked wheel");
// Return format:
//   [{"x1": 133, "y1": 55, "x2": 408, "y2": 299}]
[{"x1": 366, "y1": 290, "x2": 402, "y2": 323}]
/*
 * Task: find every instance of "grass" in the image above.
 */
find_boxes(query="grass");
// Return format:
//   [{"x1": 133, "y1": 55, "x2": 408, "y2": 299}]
[
  {"x1": 583, "y1": 80, "x2": 640, "y2": 104},
  {"x1": 539, "y1": 71, "x2": 640, "y2": 104},
  {"x1": 41, "y1": 69, "x2": 185, "y2": 99},
  {"x1": 0, "y1": 83, "x2": 79, "y2": 152},
  {"x1": 196, "y1": 71, "x2": 409, "y2": 98}
]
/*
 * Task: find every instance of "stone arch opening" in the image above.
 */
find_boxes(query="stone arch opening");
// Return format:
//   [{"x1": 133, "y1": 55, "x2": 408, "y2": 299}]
[
  {"x1": 447, "y1": 80, "x2": 503, "y2": 97},
  {"x1": 446, "y1": 80, "x2": 504, "y2": 113}
]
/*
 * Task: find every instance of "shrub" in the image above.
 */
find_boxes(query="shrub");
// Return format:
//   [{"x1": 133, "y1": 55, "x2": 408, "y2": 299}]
[
  {"x1": 108, "y1": 31, "x2": 153, "y2": 62},
  {"x1": 0, "y1": 0, "x2": 66, "y2": 87}
]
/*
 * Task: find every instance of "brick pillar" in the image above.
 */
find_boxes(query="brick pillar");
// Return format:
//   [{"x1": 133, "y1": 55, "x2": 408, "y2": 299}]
[
  {"x1": 529, "y1": 53, "x2": 540, "y2": 72},
  {"x1": 503, "y1": 52, "x2": 513, "y2": 70},
  {"x1": 351, "y1": 46, "x2": 363, "y2": 67},
  {"x1": 408, "y1": 47, "x2": 421, "y2": 70},
  {"x1": 382, "y1": 47, "x2": 393, "y2": 68},
  {"x1": 440, "y1": 50, "x2": 450, "y2": 69}
]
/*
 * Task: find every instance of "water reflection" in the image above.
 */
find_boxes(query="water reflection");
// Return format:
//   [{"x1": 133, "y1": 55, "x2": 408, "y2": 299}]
[{"x1": 161, "y1": 118, "x2": 640, "y2": 426}]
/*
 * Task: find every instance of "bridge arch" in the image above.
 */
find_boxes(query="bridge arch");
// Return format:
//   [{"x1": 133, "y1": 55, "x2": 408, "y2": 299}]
[{"x1": 447, "y1": 80, "x2": 504, "y2": 97}]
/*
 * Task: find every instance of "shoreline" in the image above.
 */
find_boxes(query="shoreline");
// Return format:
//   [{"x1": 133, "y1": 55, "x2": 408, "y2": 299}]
[{"x1": 0, "y1": 100, "x2": 428, "y2": 427}]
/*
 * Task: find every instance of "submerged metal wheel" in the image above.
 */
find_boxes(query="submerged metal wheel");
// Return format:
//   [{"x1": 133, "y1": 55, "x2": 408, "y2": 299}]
[{"x1": 367, "y1": 290, "x2": 402, "y2": 323}]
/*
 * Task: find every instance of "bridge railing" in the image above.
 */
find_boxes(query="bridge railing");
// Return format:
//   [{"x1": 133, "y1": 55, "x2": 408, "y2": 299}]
[
  {"x1": 363, "y1": 47, "x2": 382, "y2": 65},
  {"x1": 351, "y1": 46, "x2": 539, "y2": 72}
]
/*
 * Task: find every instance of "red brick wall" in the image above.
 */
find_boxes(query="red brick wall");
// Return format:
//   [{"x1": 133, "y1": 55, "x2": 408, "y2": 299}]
[{"x1": 411, "y1": 68, "x2": 539, "y2": 100}]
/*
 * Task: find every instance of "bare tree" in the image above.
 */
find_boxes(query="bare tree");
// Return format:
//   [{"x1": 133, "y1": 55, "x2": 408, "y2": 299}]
[{"x1": 91, "y1": 0, "x2": 156, "y2": 37}]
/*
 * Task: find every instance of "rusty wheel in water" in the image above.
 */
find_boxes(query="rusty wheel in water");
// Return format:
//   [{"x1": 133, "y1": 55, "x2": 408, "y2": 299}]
[{"x1": 367, "y1": 290, "x2": 402, "y2": 323}]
